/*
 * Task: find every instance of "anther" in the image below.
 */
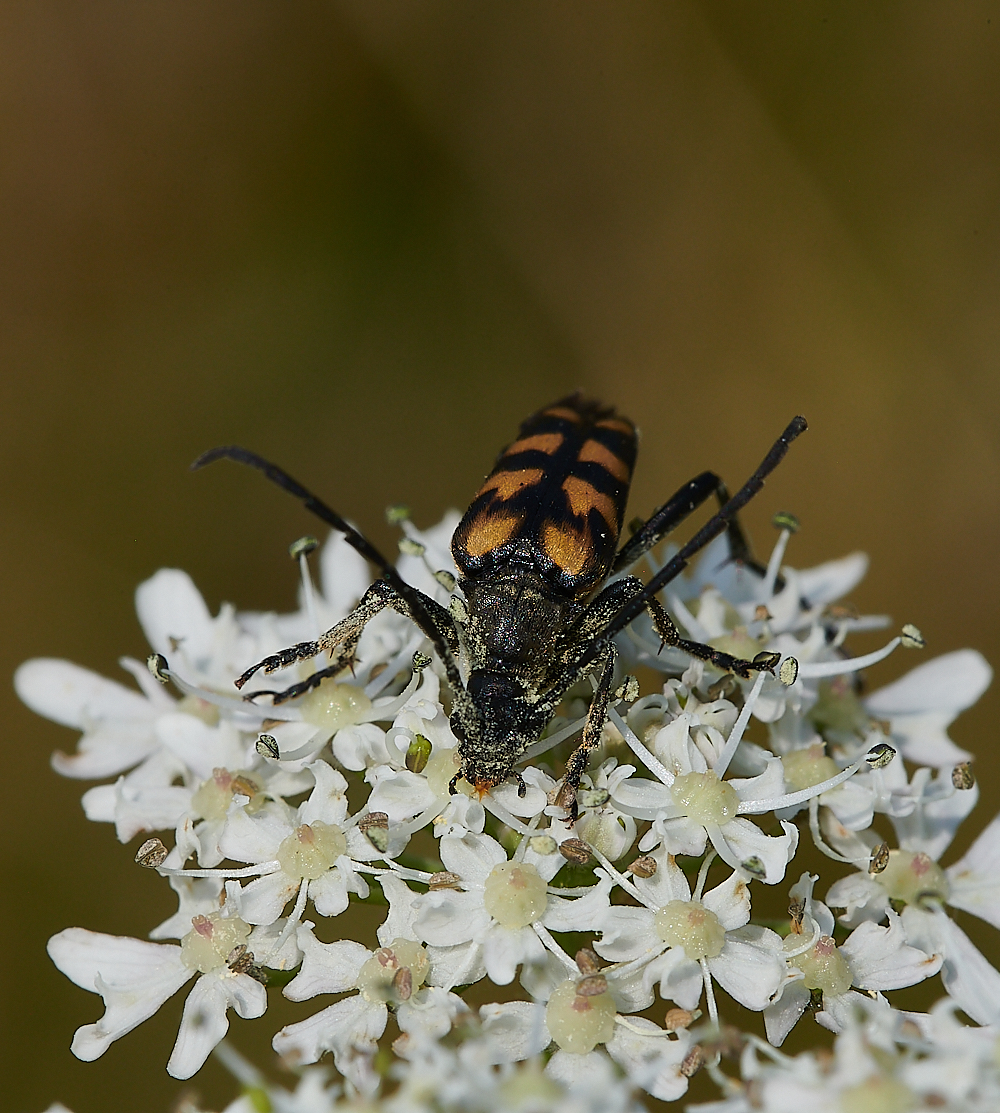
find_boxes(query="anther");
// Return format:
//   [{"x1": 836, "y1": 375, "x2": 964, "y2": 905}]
[
  {"x1": 398, "y1": 537, "x2": 425, "y2": 557},
  {"x1": 752, "y1": 651, "x2": 781, "y2": 673},
  {"x1": 779, "y1": 656, "x2": 799, "y2": 686},
  {"x1": 393, "y1": 966, "x2": 413, "y2": 1002},
  {"x1": 576, "y1": 974, "x2": 608, "y2": 997},
  {"x1": 575, "y1": 948, "x2": 601, "y2": 975},
  {"x1": 434, "y1": 569, "x2": 457, "y2": 592},
  {"x1": 952, "y1": 762, "x2": 975, "y2": 790},
  {"x1": 359, "y1": 812, "x2": 389, "y2": 853},
  {"x1": 385, "y1": 505, "x2": 410, "y2": 524},
  {"x1": 614, "y1": 675, "x2": 639, "y2": 702},
  {"x1": 900, "y1": 624, "x2": 925, "y2": 649},
  {"x1": 577, "y1": 788, "x2": 610, "y2": 809},
  {"x1": 626, "y1": 855, "x2": 657, "y2": 878},
  {"x1": 865, "y1": 742, "x2": 896, "y2": 769},
  {"x1": 772, "y1": 511, "x2": 800, "y2": 533},
  {"x1": 135, "y1": 837, "x2": 169, "y2": 869},
  {"x1": 680, "y1": 1046, "x2": 706, "y2": 1078},
  {"x1": 411, "y1": 651, "x2": 432, "y2": 672},
  {"x1": 147, "y1": 653, "x2": 170, "y2": 683},
  {"x1": 664, "y1": 1007, "x2": 699, "y2": 1032},
  {"x1": 869, "y1": 842, "x2": 890, "y2": 874},
  {"x1": 559, "y1": 838, "x2": 592, "y2": 865},
  {"x1": 428, "y1": 871, "x2": 463, "y2": 890},
  {"x1": 741, "y1": 856, "x2": 766, "y2": 881},
  {"x1": 288, "y1": 536, "x2": 318, "y2": 560},
  {"x1": 256, "y1": 734, "x2": 280, "y2": 760},
  {"x1": 405, "y1": 734, "x2": 432, "y2": 774}
]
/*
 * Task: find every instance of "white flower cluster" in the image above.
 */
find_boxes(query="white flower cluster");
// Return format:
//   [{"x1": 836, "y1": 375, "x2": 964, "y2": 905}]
[{"x1": 19, "y1": 511, "x2": 1000, "y2": 1111}]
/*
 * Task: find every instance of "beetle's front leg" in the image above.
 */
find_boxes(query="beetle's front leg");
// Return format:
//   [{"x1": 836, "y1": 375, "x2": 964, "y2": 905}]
[{"x1": 555, "y1": 644, "x2": 618, "y2": 823}]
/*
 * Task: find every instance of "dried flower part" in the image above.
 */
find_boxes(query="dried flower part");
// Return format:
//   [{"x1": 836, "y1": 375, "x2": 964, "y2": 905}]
[
  {"x1": 627, "y1": 855, "x2": 657, "y2": 878},
  {"x1": 135, "y1": 838, "x2": 169, "y2": 869},
  {"x1": 358, "y1": 811, "x2": 389, "y2": 831},
  {"x1": 558, "y1": 838, "x2": 593, "y2": 864},
  {"x1": 788, "y1": 896, "x2": 806, "y2": 930}
]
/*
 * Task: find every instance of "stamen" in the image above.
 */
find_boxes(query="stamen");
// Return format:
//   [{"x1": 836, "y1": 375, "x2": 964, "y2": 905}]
[
  {"x1": 807, "y1": 795, "x2": 868, "y2": 866},
  {"x1": 607, "y1": 706, "x2": 675, "y2": 787},
  {"x1": 762, "y1": 518, "x2": 796, "y2": 599},
  {"x1": 737, "y1": 749, "x2": 891, "y2": 813},
  {"x1": 289, "y1": 535, "x2": 321, "y2": 641},
  {"x1": 517, "y1": 714, "x2": 588, "y2": 763},
  {"x1": 797, "y1": 634, "x2": 911, "y2": 679},
  {"x1": 666, "y1": 592, "x2": 712, "y2": 641},
  {"x1": 714, "y1": 670, "x2": 767, "y2": 778},
  {"x1": 533, "y1": 922, "x2": 579, "y2": 974}
]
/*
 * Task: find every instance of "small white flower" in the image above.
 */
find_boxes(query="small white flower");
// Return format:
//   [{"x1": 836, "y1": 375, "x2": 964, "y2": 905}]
[{"x1": 48, "y1": 907, "x2": 266, "y2": 1079}]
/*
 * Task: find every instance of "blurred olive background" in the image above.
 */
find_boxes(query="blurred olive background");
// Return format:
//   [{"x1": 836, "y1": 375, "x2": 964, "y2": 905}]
[{"x1": 4, "y1": 3, "x2": 1000, "y2": 1110}]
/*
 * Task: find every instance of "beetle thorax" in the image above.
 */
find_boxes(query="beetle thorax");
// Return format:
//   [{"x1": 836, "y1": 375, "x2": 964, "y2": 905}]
[{"x1": 460, "y1": 567, "x2": 579, "y2": 676}]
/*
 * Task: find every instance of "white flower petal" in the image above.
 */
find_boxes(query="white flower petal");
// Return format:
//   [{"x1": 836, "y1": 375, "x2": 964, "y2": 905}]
[
  {"x1": 366, "y1": 767, "x2": 437, "y2": 822},
  {"x1": 763, "y1": 980, "x2": 810, "y2": 1046},
  {"x1": 480, "y1": 923, "x2": 544, "y2": 985},
  {"x1": 478, "y1": 1000, "x2": 549, "y2": 1063},
  {"x1": 841, "y1": 912, "x2": 942, "y2": 991},
  {"x1": 167, "y1": 971, "x2": 266, "y2": 1079},
  {"x1": 238, "y1": 872, "x2": 300, "y2": 926},
  {"x1": 438, "y1": 832, "x2": 506, "y2": 884},
  {"x1": 136, "y1": 569, "x2": 215, "y2": 663},
  {"x1": 47, "y1": 929, "x2": 191, "y2": 1062},
  {"x1": 414, "y1": 889, "x2": 490, "y2": 948},
  {"x1": 606, "y1": 1016, "x2": 692, "y2": 1102},
  {"x1": 272, "y1": 994, "x2": 386, "y2": 1068},
  {"x1": 865, "y1": 650, "x2": 992, "y2": 718},
  {"x1": 15, "y1": 658, "x2": 153, "y2": 730},
  {"x1": 708, "y1": 926, "x2": 785, "y2": 1011},
  {"x1": 284, "y1": 928, "x2": 370, "y2": 1001},
  {"x1": 701, "y1": 871, "x2": 752, "y2": 931},
  {"x1": 947, "y1": 810, "x2": 1000, "y2": 929},
  {"x1": 796, "y1": 553, "x2": 869, "y2": 607}
]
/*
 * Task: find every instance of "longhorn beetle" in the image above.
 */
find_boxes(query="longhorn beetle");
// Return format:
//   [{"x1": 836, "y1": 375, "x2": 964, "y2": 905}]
[{"x1": 193, "y1": 397, "x2": 806, "y2": 818}]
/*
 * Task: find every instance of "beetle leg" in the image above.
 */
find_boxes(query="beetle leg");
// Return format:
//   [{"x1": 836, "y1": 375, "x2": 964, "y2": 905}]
[
  {"x1": 555, "y1": 644, "x2": 618, "y2": 822},
  {"x1": 237, "y1": 578, "x2": 460, "y2": 702}
]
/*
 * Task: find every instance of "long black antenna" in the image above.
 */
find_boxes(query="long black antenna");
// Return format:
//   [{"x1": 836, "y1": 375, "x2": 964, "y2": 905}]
[
  {"x1": 589, "y1": 415, "x2": 808, "y2": 661},
  {"x1": 191, "y1": 446, "x2": 470, "y2": 700}
]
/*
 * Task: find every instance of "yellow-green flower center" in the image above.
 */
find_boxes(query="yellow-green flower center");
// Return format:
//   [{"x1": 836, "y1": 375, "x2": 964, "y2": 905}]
[
  {"x1": 180, "y1": 912, "x2": 251, "y2": 973},
  {"x1": 482, "y1": 862, "x2": 548, "y2": 929},
  {"x1": 190, "y1": 767, "x2": 265, "y2": 822},
  {"x1": 670, "y1": 771, "x2": 740, "y2": 826},
  {"x1": 839, "y1": 1074, "x2": 917, "y2": 1113},
  {"x1": 300, "y1": 679, "x2": 373, "y2": 731},
  {"x1": 355, "y1": 938, "x2": 429, "y2": 1004},
  {"x1": 654, "y1": 900, "x2": 726, "y2": 959},
  {"x1": 878, "y1": 850, "x2": 949, "y2": 907},
  {"x1": 781, "y1": 744, "x2": 839, "y2": 792},
  {"x1": 545, "y1": 977, "x2": 617, "y2": 1054},
  {"x1": 276, "y1": 821, "x2": 347, "y2": 880},
  {"x1": 797, "y1": 935, "x2": 852, "y2": 997}
]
